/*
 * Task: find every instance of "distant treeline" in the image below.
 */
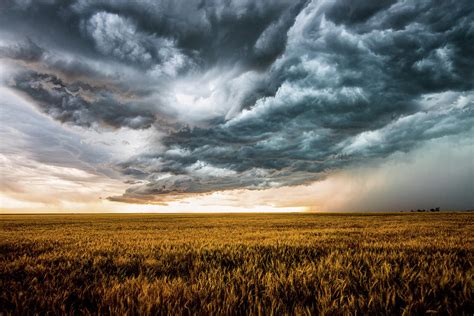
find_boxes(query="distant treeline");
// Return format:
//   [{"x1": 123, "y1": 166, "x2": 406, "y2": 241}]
[{"x1": 410, "y1": 207, "x2": 440, "y2": 212}]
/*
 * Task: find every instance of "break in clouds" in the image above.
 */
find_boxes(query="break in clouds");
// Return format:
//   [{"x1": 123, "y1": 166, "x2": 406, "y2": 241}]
[{"x1": 0, "y1": 0, "x2": 473, "y2": 206}]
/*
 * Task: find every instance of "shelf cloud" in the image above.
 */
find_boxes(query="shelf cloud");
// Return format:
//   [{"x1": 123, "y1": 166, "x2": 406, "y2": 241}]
[{"x1": 1, "y1": 0, "x2": 473, "y2": 210}]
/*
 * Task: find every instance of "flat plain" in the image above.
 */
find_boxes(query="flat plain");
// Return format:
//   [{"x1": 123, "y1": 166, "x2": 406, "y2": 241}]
[{"x1": 0, "y1": 212, "x2": 473, "y2": 314}]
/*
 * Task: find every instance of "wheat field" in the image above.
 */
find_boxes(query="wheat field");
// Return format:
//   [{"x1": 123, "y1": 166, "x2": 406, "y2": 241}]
[{"x1": 0, "y1": 213, "x2": 473, "y2": 314}]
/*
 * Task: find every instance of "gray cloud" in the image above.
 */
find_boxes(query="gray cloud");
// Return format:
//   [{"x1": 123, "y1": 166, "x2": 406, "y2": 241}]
[
  {"x1": 0, "y1": 86, "x2": 120, "y2": 185},
  {"x1": 84, "y1": 12, "x2": 153, "y2": 65},
  {"x1": 10, "y1": 72, "x2": 157, "y2": 129},
  {"x1": 1, "y1": 0, "x2": 473, "y2": 206},
  {"x1": 0, "y1": 37, "x2": 44, "y2": 62}
]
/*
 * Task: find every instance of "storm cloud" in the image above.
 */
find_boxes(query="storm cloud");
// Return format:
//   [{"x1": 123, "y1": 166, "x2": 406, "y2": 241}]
[{"x1": 1, "y1": 0, "x2": 473, "y2": 207}]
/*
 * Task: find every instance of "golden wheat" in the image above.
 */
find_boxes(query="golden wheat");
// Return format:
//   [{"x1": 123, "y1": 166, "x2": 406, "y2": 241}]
[{"x1": 1, "y1": 213, "x2": 473, "y2": 314}]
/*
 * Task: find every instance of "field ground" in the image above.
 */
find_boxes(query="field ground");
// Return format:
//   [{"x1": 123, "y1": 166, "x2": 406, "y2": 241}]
[{"x1": 0, "y1": 212, "x2": 473, "y2": 314}]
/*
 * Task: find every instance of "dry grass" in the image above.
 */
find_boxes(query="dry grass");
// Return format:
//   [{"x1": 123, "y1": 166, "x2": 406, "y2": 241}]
[{"x1": 0, "y1": 212, "x2": 473, "y2": 314}]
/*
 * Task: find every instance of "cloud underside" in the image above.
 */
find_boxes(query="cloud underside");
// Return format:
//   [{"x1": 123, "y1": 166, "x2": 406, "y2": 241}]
[{"x1": 1, "y1": 0, "x2": 473, "y2": 205}]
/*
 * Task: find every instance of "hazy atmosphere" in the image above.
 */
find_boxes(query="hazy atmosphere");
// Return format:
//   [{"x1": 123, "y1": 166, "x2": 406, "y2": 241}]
[{"x1": 1, "y1": 0, "x2": 473, "y2": 212}]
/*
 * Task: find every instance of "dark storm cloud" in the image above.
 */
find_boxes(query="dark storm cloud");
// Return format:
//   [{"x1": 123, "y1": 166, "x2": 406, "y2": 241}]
[
  {"x1": 1, "y1": 0, "x2": 473, "y2": 203},
  {"x1": 71, "y1": 0, "x2": 307, "y2": 68},
  {"x1": 0, "y1": 0, "x2": 305, "y2": 70},
  {"x1": 0, "y1": 38, "x2": 44, "y2": 62},
  {"x1": 10, "y1": 72, "x2": 156, "y2": 129}
]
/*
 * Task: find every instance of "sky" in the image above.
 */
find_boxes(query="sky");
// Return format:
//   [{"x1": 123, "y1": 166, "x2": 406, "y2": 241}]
[{"x1": 0, "y1": 0, "x2": 473, "y2": 213}]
